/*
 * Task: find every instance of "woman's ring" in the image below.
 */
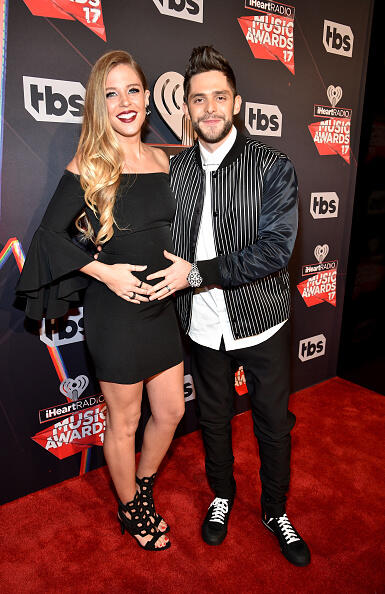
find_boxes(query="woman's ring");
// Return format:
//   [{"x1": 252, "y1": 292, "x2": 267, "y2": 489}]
[
  {"x1": 166, "y1": 285, "x2": 171, "y2": 292},
  {"x1": 138, "y1": 281, "x2": 143, "y2": 288},
  {"x1": 129, "y1": 291, "x2": 135, "y2": 299}
]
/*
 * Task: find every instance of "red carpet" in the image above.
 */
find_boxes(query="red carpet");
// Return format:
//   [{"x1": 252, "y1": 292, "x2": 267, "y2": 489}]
[{"x1": 1, "y1": 377, "x2": 384, "y2": 594}]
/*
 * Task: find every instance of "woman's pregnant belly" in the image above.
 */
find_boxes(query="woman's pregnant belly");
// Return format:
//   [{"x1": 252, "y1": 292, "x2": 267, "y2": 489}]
[
  {"x1": 96, "y1": 225, "x2": 175, "y2": 282},
  {"x1": 83, "y1": 225, "x2": 175, "y2": 321}
]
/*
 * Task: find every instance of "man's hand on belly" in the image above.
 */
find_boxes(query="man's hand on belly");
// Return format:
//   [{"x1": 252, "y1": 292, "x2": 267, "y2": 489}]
[{"x1": 147, "y1": 250, "x2": 191, "y2": 300}]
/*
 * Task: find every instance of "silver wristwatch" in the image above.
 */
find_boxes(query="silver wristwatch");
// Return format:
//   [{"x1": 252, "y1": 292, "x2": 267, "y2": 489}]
[{"x1": 187, "y1": 262, "x2": 203, "y2": 288}]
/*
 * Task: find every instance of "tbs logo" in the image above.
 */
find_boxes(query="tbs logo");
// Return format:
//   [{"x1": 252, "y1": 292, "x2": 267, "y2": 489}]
[
  {"x1": 23, "y1": 76, "x2": 85, "y2": 123},
  {"x1": 245, "y1": 102, "x2": 282, "y2": 137},
  {"x1": 323, "y1": 20, "x2": 353, "y2": 58},
  {"x1": 183, "y1": 374, "x2": 196, "y2": 402},
  {"x1": 310, "y1": 192, "x2": 339, "y2": 219},
  {"x1": 40, "y1": 308, "x2": 84, "y2": 347},
  {"x1": 152, "y1": 0, "x2": 203, "y2": 23},
  {"x1": 298, "y1": 334, "x2": 326, "y2": 362}
]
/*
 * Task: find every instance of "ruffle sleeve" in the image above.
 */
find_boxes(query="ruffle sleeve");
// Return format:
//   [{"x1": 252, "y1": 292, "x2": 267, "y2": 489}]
[{"x1": 15, "y1": 172, "x2": 95, "y2": 320}]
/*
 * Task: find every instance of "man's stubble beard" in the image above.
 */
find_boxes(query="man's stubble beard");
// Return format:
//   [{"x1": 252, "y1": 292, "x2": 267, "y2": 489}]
[{"x1": 191, "y1": 116, "x2": 233, "y2": 144}]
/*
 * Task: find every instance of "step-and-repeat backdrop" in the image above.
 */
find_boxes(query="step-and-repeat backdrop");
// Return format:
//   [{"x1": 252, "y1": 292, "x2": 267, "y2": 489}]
[{"x1": 0, "y1": 0, "x2": 373, "y2": 503}]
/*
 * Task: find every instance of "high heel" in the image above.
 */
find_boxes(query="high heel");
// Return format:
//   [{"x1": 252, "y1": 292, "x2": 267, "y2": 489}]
[
  {"x1": 136, "y1": 473, "x2": 170, "y2": 534},
  {"x1": 117, "y1": 491, "x2": 170, "y2": 551}
]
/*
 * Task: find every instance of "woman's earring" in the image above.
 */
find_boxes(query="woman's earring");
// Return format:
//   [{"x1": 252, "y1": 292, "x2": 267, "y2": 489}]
[{"x1": 146, "y1": 107, "x2": 151, "y2": 116}]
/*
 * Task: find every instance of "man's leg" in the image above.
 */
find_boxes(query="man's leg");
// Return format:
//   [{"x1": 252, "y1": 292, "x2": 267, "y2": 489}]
[
  {"x1": 235, "y1": 323, "x2": 310, "y2": 565},
  {"x1": 190, "y1": 339, "x2": 236, "y2": 498},
  {"x1": 238, "y1": 322, "x2": 294, "y2": 517},
  {"x1": 190, "y1": 339, "x2": 236, "y2": 545}
]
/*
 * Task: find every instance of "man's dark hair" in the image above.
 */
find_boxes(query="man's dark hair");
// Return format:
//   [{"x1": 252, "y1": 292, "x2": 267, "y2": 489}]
[{"x1": 183, "y1": 46, "x2": 237, "y2": 102}]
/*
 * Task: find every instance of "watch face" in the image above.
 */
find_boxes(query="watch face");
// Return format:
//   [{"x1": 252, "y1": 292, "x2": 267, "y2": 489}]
[{"x1": 188, "y1": 264, "x2": 203, "y2": 288}]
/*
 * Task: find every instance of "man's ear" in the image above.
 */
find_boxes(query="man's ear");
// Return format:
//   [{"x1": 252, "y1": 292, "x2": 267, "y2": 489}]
[
  {"x1": 183, "y1": 102, "x2": 191, "y2": 120},
  {"x1": 233, "y1": 94, "x2": 242, "y2": 116}
]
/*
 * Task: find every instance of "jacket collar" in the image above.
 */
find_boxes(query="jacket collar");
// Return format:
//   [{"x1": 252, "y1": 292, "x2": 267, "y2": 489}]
[{"x1": 193, "y1": 130, "x2": 248, "y2": 171}]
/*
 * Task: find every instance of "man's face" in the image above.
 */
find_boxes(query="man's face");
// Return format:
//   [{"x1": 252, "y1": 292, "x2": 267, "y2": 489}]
[{"x1": 183, "y1": 70, "x2": 242, "y2": 146}]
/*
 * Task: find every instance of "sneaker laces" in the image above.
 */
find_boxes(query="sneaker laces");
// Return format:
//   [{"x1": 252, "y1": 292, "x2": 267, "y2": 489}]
[
  {"x1": 208, "y1": 497, "x2": 229, "y2": 525},
  {"x1": 275, "y1": 513, "x2": 300, "y2": 544}
]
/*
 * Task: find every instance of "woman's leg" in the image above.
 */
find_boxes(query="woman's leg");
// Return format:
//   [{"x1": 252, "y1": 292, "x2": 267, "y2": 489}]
[
  {"x1": 137, "y1": 361, "x2": 185, "y2": 478},
  {"x1": 100, "y1": 380, "x2": 142, "y2": 503},
  {"x1": 100, "y1": 380, "x2": 169, "y2": 548}
]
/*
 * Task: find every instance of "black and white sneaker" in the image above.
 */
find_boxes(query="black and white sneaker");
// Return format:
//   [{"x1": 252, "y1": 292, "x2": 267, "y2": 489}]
[
  {"x1": 262, "y1": 512, "x2": 311, "y2": 566},
  {"x1": 202, "y1": 497, "x2": 233, "y2": 545}
]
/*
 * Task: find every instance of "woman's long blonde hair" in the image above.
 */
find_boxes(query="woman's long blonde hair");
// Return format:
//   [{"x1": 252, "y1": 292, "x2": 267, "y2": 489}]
[{"x1": 75, "y1": 50, "x2": 147, "y2": 245}]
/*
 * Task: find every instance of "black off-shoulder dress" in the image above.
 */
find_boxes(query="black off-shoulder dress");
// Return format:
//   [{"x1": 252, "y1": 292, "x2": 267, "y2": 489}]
[{"x1": 16, "y1": 171, "x2": 183, "y2": 384}]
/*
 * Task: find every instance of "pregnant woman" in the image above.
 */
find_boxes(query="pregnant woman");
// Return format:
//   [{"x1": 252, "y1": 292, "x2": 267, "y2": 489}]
[{"x1": 16, "y1": 51, "x2": 185, "y2": 551}]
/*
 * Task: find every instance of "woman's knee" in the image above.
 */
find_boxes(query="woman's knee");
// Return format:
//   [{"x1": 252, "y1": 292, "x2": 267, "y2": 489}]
[
  {"x1": 153, "y1": 402, "x2": 185, "y2": 427},
  {"x1": 174, "y1": 401, "x2": 186, "y2": 423},
  {"x1": 107, "y1": 409, "x2": 141, "y2": 439}
]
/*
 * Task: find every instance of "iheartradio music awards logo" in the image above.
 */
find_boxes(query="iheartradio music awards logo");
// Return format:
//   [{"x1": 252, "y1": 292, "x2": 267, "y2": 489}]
[
  {"x1": 238, "y1": 0, "x2": 295, "y2": 75},
  {"x1": 297, "y1": 244, "x2": 337, "y2": 308},
  {"x1": 22, "y1": 0, "x2": 106, "y2": 41},
  {"x1": 32, "y1": 375, "x2": 106, "y2": 459},
  {"x1": 152, "y1": 71, "x2": 194, "y2": 157},
  {"x1": 308, "y1": 85, "x2": 351, "y2": 164},
  {"x1": 60, "y1": 375, "x2": 89, "y2": 401},
  {"x1": 32, "y1": 403, "x2": 106, "y2": 459},
  {"x1": 33, "y1": 372, "x2": 196, "y2": 459}
]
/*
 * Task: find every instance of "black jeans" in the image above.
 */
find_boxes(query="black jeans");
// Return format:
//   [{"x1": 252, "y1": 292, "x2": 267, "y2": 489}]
[{"x1": 190, "y1": 322, "x2": 295, "y2": 517}]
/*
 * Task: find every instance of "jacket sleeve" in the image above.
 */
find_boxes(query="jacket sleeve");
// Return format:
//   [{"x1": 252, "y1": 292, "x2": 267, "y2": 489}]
[
  {"x1": 196, "y1": 157, "x2": 298, "y2": 288},
  {"x1": 15, "y1": 172, "x2": 95, "y2": 320}
]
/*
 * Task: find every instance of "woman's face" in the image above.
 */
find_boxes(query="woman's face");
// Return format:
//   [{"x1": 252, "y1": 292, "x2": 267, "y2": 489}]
[{"x1": 105, "y1": 63, "x2": 149, "y2": 141}]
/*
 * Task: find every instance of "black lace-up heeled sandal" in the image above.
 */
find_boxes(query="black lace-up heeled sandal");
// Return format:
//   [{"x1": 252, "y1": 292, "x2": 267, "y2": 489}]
[
  {"x1": 136, "y1": 473, "x2": 170, "y2": 534},
  {"x1": 117, "y1": 491, "x2": 170, "y2": 551}
]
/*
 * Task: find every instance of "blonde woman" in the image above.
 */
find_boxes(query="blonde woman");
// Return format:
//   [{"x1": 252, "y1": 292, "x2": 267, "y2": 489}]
[{"x1": 16, "y1": 51, "x2": 185, "y2": 551}]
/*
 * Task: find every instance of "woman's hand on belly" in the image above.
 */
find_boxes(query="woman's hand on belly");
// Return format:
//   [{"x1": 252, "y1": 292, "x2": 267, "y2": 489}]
[
  {"x1": 82, "y1": 259, "x2": 152, "y2": 303},
  {"x1": 104, "y1": 263, "x2": 154, "y2": 303}
]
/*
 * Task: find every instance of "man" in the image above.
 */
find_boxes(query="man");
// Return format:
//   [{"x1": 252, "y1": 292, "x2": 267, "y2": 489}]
[{"x1": 147, "y1": 46, "x2": 310, "y2": 566}]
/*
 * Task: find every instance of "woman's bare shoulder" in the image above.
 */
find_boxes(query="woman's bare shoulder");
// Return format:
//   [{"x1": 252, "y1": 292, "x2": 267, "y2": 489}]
[
  {"x1": 149, "y1": 146, "x2": 169, "y2": 173},
  {"x1": 66, "y1": 156, "x2": 80, "y2": 174}
]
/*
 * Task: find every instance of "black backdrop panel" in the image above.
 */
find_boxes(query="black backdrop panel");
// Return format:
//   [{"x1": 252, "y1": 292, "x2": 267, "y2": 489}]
[{"x1": 0, "y1": 0, "x2": 373, "y2": 502}]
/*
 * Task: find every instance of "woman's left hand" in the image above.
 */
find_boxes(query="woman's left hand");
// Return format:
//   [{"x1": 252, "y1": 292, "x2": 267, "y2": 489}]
[{"x1": 147, "y1": 250, "x2": 191, "y2": 300}]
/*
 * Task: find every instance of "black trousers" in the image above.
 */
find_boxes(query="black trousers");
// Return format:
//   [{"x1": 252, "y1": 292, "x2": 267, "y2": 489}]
[{"x1": 190, "y1": 321, "x2": 295, "y2": 518}]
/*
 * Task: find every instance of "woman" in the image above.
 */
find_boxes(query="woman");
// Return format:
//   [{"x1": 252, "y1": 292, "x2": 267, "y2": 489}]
[{"x1": 16, "y1": 51, "x2": 185, "y2": 551}]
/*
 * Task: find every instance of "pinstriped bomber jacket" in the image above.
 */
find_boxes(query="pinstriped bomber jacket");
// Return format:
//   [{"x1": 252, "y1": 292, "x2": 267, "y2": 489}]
[{"x1": 169, "y1": 131, "x2": 298, "y2": 340}]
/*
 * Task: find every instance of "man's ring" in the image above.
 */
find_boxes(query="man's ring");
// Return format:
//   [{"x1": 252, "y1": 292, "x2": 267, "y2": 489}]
[{"x1": 166, "y1": 285, "x2": 171, "y2": 292}]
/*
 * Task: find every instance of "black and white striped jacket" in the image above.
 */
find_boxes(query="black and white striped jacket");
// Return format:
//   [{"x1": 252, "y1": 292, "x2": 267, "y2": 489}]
[{"x1": 170, "y1": 131, "x2": 298, "y2": 339}]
